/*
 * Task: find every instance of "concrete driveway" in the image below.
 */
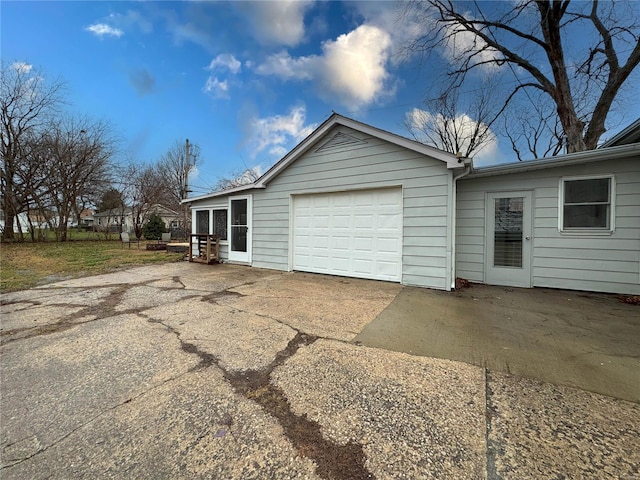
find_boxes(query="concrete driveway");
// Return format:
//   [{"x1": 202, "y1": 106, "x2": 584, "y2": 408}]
[{"x1": 1, "y1": 263, "x2": 639, "y2": 479}]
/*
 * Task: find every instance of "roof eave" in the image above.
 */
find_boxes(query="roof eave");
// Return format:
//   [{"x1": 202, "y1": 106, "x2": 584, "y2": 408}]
[
  {"x1": 467, "y1": 143, "x2": 640, "y2": 178},
  {"x1": 181, "y1": 183, "x2": 261, "y2": 204},
  {"x1": 600, "y1": 118, "x2": 640, "y2": 147}
]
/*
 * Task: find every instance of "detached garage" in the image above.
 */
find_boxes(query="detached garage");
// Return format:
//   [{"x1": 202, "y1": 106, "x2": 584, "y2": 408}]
[
  {"x1": 185, "y1": 113, "x2": 639, "y2": 295},
  {"x1": 186, "y1": 113, "x2": 463, "y2": 291}
]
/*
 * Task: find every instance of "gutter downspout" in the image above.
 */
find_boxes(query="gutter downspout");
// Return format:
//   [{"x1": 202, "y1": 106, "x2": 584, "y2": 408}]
[{"x1": 450, "y1": 160, "x2": 472, "y2": 290}]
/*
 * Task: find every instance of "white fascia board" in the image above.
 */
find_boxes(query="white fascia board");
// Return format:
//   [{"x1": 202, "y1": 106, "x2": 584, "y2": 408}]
[
  {"x1": 180, "y1": 184, "x2": 260, "y2": 204},
  {"x1": 256, "y1": 114, "x2": 460, "y2": 187},
  {"x1": 467, "y1": 143, "x2": 640, "y2": 178}
]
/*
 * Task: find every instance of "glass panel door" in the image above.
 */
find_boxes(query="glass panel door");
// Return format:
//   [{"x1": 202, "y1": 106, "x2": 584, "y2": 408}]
[
  {"x1": 231, "y1": 199, "x2": 247, "y2": 252},
  {"x1": 228, "y1": 196, "x2": 251, "y2": 263},
  {"x1": 493, "y1": 197, "x2": 523, "y2": 268},
  {"x1": 486, "y1": 192, "x2": 532, "y2": 288}
]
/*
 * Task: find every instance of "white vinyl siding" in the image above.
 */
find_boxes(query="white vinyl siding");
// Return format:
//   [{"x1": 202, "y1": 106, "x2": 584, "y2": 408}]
[
  {"x1": 247, "y1": 125, "x2": 452, "y2": 289},
  {"x1": 456, "y1": 157, "x2": 640, "y2": 295}
]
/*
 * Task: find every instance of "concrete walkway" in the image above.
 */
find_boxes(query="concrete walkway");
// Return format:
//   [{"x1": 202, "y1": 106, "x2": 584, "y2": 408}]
[{"x1": 1, "y1": 263, "x2": 638, "y2": 479}]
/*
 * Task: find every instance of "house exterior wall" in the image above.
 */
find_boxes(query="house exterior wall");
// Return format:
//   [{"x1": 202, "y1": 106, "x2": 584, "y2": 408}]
[
  {"x1": 456, "y1": 156, "x2": 640, "y2": 295},
  {"x1": 252, "y1": 125, "x2": 453, "y2": 289},
  {"x1": 190, "y1": 125, "x2": 454, "y2": 290}
]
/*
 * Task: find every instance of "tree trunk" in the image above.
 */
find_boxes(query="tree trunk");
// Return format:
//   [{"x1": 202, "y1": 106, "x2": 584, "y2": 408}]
[{"x1": 2, "y1": 212, "x2": 15, "y2": 240}]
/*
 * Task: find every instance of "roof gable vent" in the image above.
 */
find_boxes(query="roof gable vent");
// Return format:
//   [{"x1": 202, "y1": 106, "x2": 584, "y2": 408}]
[{"x1": 316, "y1": 132, "x2": 367, "y2": 152}]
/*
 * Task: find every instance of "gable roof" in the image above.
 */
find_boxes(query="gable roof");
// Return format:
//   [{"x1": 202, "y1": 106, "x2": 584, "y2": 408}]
[
  {"x1": 184, "y1": 113, "x2": 460, "y2": 203},
  {"x1": 257, "y1": 113, "x2": 461, "y2": 187}
]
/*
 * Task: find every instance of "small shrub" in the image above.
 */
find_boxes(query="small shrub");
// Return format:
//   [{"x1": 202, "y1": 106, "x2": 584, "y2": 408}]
[{"x1": 142, "y1": 214, "x2": 166, "y2": 240}]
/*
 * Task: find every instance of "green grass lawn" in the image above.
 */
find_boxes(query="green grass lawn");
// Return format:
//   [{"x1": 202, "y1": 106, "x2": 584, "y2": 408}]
[{"x1": 0, "y1": 241, "x2": 184, "y2": 292}]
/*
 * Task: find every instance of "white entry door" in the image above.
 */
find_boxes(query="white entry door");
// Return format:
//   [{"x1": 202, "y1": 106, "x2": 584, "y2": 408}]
[
  {"x1": 293, "y1": 188, "x2": 402, "y2": 282},
  {"x1": 485, "y1": 192, "x2": 532, "y2": 288},
  {"x1": 228, "y1": 196, "x2": 251, "y2": 263}
]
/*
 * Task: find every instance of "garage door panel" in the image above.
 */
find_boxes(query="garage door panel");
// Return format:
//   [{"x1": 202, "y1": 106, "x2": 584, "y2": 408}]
[
  {"x1": 333, "y1": 215, "x2": 351, "y2": 228},
  {"x1": 354, "y1": 214, "x2": 374, "y2": 228},
  {"x1": 378, "y1": 237, "x2": 400, "y2": 254},
  {"x1": 353, "y1": 236, "x2": 373, "y2": 251},
  {"x1": 293, "y1": 188, "x2": 402, "y2": 282},
  {"x1": 378, "y1": 214, "x2": 400, "y2": 229}
]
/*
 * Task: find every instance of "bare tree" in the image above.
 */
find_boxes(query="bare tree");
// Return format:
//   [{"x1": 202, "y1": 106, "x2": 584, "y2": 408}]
[
  {"x1": 157, "y1": 139, "x2": 200, "y2": 236},
  {"x1": 157, "y1": 140, "x2": 200, "y2": 211},
  {"x1": 404, "y1": 85, "x2": 501, "y2": 158},
  {"x1": 401, "y1": 0, "x2": 640, "y2": 156},
  {"x1": 35, "y1": 116, "x2": 115, "y2": 241},
  {"x1": 121, "y1": 162, "x2": 167, "y2": 239},
  {"x1": 1, "y1": 61, "x2": 65, "y2": 240},
  {"x1": 214, "y1": 167, "x2": 261, "y2": 192},
  {"x1": 503, "y1": 91, "x2": 565, "y2": 161}
]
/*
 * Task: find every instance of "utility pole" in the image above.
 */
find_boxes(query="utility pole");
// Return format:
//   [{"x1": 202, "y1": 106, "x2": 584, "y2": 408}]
[{"x1": 183, "y1": 139, "x2": 190, "y2": 239}]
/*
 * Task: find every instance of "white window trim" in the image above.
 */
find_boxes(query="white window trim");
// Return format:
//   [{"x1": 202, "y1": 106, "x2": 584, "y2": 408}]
[
  {"x1": 558, "y1": 174, "x2": 615, "y2": 235},
  {"x1": 194, "y1": 207, "x2": 229, "y2": 244},
  {"x1": 212, "y1": 208, "x2": 229, "y2": 244}
]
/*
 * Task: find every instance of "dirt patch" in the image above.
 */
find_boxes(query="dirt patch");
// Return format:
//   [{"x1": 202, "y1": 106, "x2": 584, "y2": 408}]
[
  {"x1": 0, "y1": 286, "x2": 136, "y2": 345},
  {"x1": 618, "y1": 295, "x2": 640, "y2": 305},
  {"x1": 226, "y1": 333, "x2": 373, "y2": 480},
  {"x1": 202, "y1": 289, "x2": 246, "y2": 304},
  {"x1": 163, "y1": 323, "x2": 373, "y2": 480}
]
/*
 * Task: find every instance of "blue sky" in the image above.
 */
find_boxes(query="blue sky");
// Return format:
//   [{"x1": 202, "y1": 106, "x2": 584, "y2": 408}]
[{"x1": 3, "y1": 1, "x2": 639, "y2": 197}]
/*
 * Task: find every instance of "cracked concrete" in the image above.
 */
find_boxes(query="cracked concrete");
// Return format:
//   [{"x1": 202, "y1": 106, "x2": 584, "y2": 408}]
[{"x1": 1, "y1": 262, "x2": 639, "y2": 479}]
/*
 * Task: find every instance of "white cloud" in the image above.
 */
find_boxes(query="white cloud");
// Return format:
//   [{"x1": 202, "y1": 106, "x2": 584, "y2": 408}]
[
  {"x1": 206, "y1": 54, "x2": 242, "y2": 75},
  {"x1": 440, "y1": 23, "x2": 502, "y2": 73},
  {"x1": 255, "y1": 51, "x2": 313, "y2": 80},
  {"x1": 321, "y1": 25, "x2": 393, "y2": 108},
  {"x1": 255, "y1": 24, "x2": 393, "y2": 109},
  {"x1": 203, "y1": 54, "x2": 242, "y2": 99},
  {"x1": 12, "y1": 62, "x2": 32, "y2": 74},
  {"x1": 203, "y1": 77, "x2": 229, "y2": 98},
  {"x1": 246, "y1": 105, "x2": 317, "y2": 160},
  {"x1": 241, "y1": 0, "x2": 314, "y2": 46},
  {"x1": 85, "y1": 23, "x2": 124, "y2": 38},
  {"x1": 406, "y1": 108, "x2": 499, "y2": 163},
  {"x1": 108, "y1": 10, "x2": 153, "y2": 34}
]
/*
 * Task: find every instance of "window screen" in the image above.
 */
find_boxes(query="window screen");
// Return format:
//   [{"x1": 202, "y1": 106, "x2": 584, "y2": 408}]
[
  {"x1": 213, "y1": 210, "x2": 227, "y2": 240},
  {"x1": 563, "y1": 177, "x2": 611, "y2": 229},
  {"x1": 195, "y1": 210, "x2": 209, "y2": 234}
]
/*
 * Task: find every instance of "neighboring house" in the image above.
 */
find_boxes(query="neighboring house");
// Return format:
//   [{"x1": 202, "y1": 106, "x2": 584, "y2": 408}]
[
  {"x1": 0, "y1": 209, "x2": 57, "y2": 233},
  {"x1": 185, "y1": 113, "x2": 639, "y2": 295},
  {"x1": 78, "y1": 209, "x2": 95, "y2": 228},
  {"x1": 93, "y1": 204, "x2": 180, "y2": 235},
  {"x1": 93, "y1": 207, "x2": 134, "y2": 233},
  {"x1": 144, "y1": 204, "x2": 181, "y2": 233}
]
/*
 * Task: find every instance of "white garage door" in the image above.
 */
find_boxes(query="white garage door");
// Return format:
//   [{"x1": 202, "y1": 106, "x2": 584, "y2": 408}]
[{"x1": 293, "y1": 188, "x2": 402, "y2": 282}]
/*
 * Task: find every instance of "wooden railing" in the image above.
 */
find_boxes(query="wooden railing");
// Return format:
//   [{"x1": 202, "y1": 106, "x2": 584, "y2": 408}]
[{"x1": 189, "y1": 234, "x2": 220, "y2": 264}]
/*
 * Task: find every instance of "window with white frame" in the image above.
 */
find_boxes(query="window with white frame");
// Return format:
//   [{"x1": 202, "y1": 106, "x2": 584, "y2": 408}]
[
  {"x1": 560, "y1": 175, "x2": 614, "y2": 232},
  {"x1": 212, "y1": 209, "x2": 227, "y2": 240},
  {"x1": 195, "y1": 210, "x2": 209, "y2": 234},
  {"x1": 195, "y1": 209, "x2": 228, "y2": 240}
]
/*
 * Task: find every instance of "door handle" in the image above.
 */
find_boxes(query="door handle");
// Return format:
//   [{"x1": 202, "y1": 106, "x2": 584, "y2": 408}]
[{"x1": 525, "y1": 236, "x2": 531, "y2": 240}]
